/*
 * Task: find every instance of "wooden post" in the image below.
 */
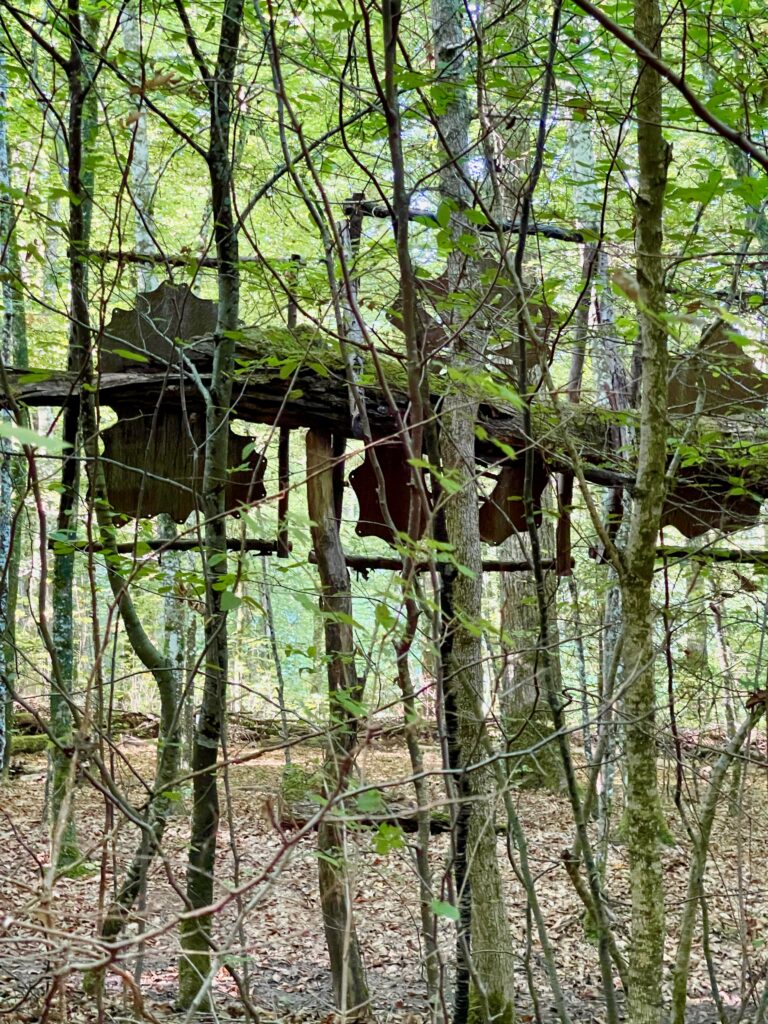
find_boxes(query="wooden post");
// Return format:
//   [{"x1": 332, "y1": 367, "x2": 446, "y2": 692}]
[
  {"x1": 287, "y1": 253, "x2": 301, "y2": 329},
  {"x1": 277, "y1": 428, "x2": 290, "y2": 558},
  {"x1": 305, "y1": 428, "x2": 371, "y2": 1019}
]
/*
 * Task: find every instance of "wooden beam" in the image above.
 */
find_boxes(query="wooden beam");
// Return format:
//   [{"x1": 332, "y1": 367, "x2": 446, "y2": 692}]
[
  {"x1": 0, "y1": 367, "x2": 636, "y2": 489},
  {"x1": 308, "y1": 551, "x2": 564, "y2": 573},
  {"x1": 277, "y1": 427, "x2": 291, "y2": 558},
  {"x1": 54, "y1": 537, "x2": 282, "y2": 555},
  {"x1": 345, "y1": 197, "x2": 586, "y2": 243},
  {"x1": 657, "y1": 546, "x2": 768, "y2": 565}
]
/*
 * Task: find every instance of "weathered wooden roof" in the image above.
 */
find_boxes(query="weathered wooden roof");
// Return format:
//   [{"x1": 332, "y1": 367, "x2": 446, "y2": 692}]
[{"x1": 3, "y1": 282, "x2": 768, "y2": 539}]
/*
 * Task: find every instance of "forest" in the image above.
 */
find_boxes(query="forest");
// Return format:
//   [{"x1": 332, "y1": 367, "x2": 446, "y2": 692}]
[{"x1": 1, "y1": 0, "x2": 768, "y2": 1022}]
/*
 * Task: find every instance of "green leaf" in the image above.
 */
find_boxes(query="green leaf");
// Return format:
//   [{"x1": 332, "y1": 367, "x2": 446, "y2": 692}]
[
  {"x1": 333, "y1": 689, "x2": 366, "y2": 716},
  {"x1": 374, "y1": 602, "x2": 396, "y2": 629},
  {"x1": 431, "y1": 899, "x2": 460, "y2": 921},
  {"x1": 220, "y1": 591, "x2": 242, "y2": 611},
  {"x1": 374, "y1": 823, "x2": 405, "y2": 855},
  {"x1": 357, "y1": 789, "x2": 385, "y2": 813},
  {"x1": 0, "y1": 420, "x2": 70, "y2": 453},
  {"x1": 436, "y1": 200, "x2": 452, "y2": 228},
  {"x1": 108, "y1": 348, "x2": 150, "y2": 362}
]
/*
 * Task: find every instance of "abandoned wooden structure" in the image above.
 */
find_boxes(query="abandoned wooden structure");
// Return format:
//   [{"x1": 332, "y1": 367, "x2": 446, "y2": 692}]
[{"x1": 3, "y1": 192, "x2": 768, "y2": 567}]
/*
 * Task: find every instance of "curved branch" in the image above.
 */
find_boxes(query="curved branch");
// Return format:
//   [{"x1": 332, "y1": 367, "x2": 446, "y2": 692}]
[{"x1": 569, "y1": 0, "x2": 768, "y2": 173}]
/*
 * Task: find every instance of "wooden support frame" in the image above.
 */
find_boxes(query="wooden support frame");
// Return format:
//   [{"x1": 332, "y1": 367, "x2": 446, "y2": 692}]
[
  {"x1": 656, "y1": 546, "x2": 768, "y2": 565},
  {"x1": 277, "y1": 427, "x2": 291, "y2": 558},
  {"x1": 308, "y1": 551, "x2": 565, "y2": 573},
  {"x1": 56, "y1": 538, "x2": 281, "y2": 555}
]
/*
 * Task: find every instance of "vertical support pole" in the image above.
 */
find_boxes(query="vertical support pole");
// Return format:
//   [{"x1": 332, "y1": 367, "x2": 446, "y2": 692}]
[
  {"x1": 287, "y1": 252, "x2": 301, "y2": 329},
  {"x1": 277, "y1": 427, "x2": 290, "y2": 558},
  {"x1": 332, "y1": 432, "x2": 346, "y2": 525},
  {"x1": 556, "y1": 473, "x2": 573, "y2": 577}
]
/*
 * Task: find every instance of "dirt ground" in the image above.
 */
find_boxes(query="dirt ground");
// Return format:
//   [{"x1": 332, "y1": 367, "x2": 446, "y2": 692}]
[{"x1": 0, "y1": 737, "x2": 765, "y2": 1023}]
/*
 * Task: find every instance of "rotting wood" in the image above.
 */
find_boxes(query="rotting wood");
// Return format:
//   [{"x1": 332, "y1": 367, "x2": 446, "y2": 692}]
[
  {"x1": 308, "y1": 551, "x2": 565, "y2": 572},
  {"x1": 6, "y1": 366, "x2": 764, "y2": 503},
  {"x1": 656, "y1": 546, "x2": 768, "y2": 564},
  {"x1": 99, "y1": 408, "x2": 267, "y2": 521},
  {"x1": 52, "y1": 537, "x2": 281, "y2": 555}
]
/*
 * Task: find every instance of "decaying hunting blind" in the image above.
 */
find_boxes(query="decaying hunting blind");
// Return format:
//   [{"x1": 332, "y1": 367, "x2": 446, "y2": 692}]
[{"x1": 4, "y1": 260, "x2": 768, "y2": 556}]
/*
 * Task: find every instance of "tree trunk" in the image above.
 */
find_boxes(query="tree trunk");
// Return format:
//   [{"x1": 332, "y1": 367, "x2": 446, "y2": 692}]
[
  {"x1": 430, "y1": 0, "x2": 517, "y2": 1014},
  {"x1": 500, "y1": 523, "x2": 565, "y2": 791},
  {"x1": 306, "y1": 428, "x2": 371, "y2": 1020},
  {"x1": 177, "y1": 2, "x2": 245, "y2": 1006},
  {"x1": 621, "y1": 0, "x2": 670, "y2": 1017},
  {"x1": 0, "y1": 48, "x2": 29, "y2": 776},
  {"x1": 49, "y1": 7, "x2": 99, "y2": 868}
]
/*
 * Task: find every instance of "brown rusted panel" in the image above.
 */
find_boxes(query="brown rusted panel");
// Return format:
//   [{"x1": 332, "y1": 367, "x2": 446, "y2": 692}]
[
  {"x1": 100, "y1": 408, "x2": 266, "y2": 521},
  {"x1": 668, "y1": 325, "x2": 768, "y2": 416},
  {"x1": 98, "y1": 282, "x2": 217, "y2": 374},
  {"x1": 661, "y1": 478, "x2": 761, "y2": 539},
  {"x1": 478, "y1": 456, "x2": 549, "y2": 545},
  {"x1": 387, "y1": 258, "x2": 554, "y2": 369},
  {"x1": 349, "y1": 441, "x2": 427, "y2": 545}
]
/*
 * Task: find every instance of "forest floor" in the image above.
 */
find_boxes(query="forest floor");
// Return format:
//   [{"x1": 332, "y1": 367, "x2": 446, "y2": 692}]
[{"x1": 0, "y1": 735, "x2": 766, "y2": 1024}]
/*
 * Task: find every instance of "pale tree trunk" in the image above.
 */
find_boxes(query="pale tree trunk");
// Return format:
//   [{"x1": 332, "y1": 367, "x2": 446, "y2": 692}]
[
  {"x1": 431, "y1": 0, "x2": 516, "y2": 1018},
  {"x1": 621, "y1": 0, "x2": 670, "y2": 1017},
  {"x1": 569, "y1": 106, "x2": 631, "y2": 869},
  {"x1": 177, "y1": 1, "x2": 245, "y2": 1007},
  {"x1": 671, "y1": 708, "x2": 762, "y2": 1024},
  {"x1": 499, "y1": 517, "x2": 564, "y2": 790},
  {"x1": 306, "y1": 429, "x2": 370, "y2": 1020},
  {"x1": 0, "y1": 48, "x2": 28, "y2": 775},
  {"x1": 480, "y1": 0, "x2": 564, "y2": 790}
]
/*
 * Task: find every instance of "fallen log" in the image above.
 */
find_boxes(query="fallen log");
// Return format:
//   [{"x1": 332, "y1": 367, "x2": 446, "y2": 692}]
[{"x1": 280, "y1": 801, "x2": 506, "y2": 836}]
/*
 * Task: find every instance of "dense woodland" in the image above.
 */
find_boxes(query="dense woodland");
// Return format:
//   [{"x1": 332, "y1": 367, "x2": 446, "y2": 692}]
[{"x1": 3, "y1": 0, "x2": 768, "y2": 1022}]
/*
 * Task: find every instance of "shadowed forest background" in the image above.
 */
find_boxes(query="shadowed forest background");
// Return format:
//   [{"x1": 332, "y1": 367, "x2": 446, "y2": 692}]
[{"x1": 2, "y1": 0, "x2": 768, "y2": 1023}]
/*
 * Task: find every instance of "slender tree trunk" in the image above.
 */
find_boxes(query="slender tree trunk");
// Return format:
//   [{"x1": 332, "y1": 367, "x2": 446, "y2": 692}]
[
  {"x1": 260, "y1": 555, "x2": 291, "y2": 765},
  {"x1": 306, "y1": 428, "x2": 371, "y2": 1020},
  {"x1": 430, "y1": 0, "x2": 517, "y2": 1016},
  {"x1": 671, "y1": 709, "x2": 762, "y2": 1024},
  {"x1": 49, "y1": 7, "x2": 99, "y2": 868},
  {"x1": 500, "y1": 520, "x2": 564, "y2": 790},
  {"x1": 621, "y1": 0, "x2": 670, "y2": 1017},
  {"x1": 177, "y1": 2, "x2": 245, "y2": 1006},
  {"x1": 78, "y1": 6, "x2": 185, "y2": 969},
  {"x1": 0, "y1": 48, "x2": 29, "y2": 775}
]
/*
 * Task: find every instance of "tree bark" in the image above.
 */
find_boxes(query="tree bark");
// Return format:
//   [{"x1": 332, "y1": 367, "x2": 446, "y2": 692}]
[
  {"x1": 0, "y1": 47, "x2": 29, "y2": 776},
  {"x1": 621, "y1": 0, "x2": 670, "y2": 1016},
  {"x1": 49, "y1": 4, "x2": 99, "y2": 868},
  {"x1": 176, "y1": 0, "x2": 245, "y2": 1008},
  {"x1": 306, "y1": 428, "x2": 371, "y2": 1020},
  {"x1": 430, "y1": 0, "x2": 517, "y2": 1017}
]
